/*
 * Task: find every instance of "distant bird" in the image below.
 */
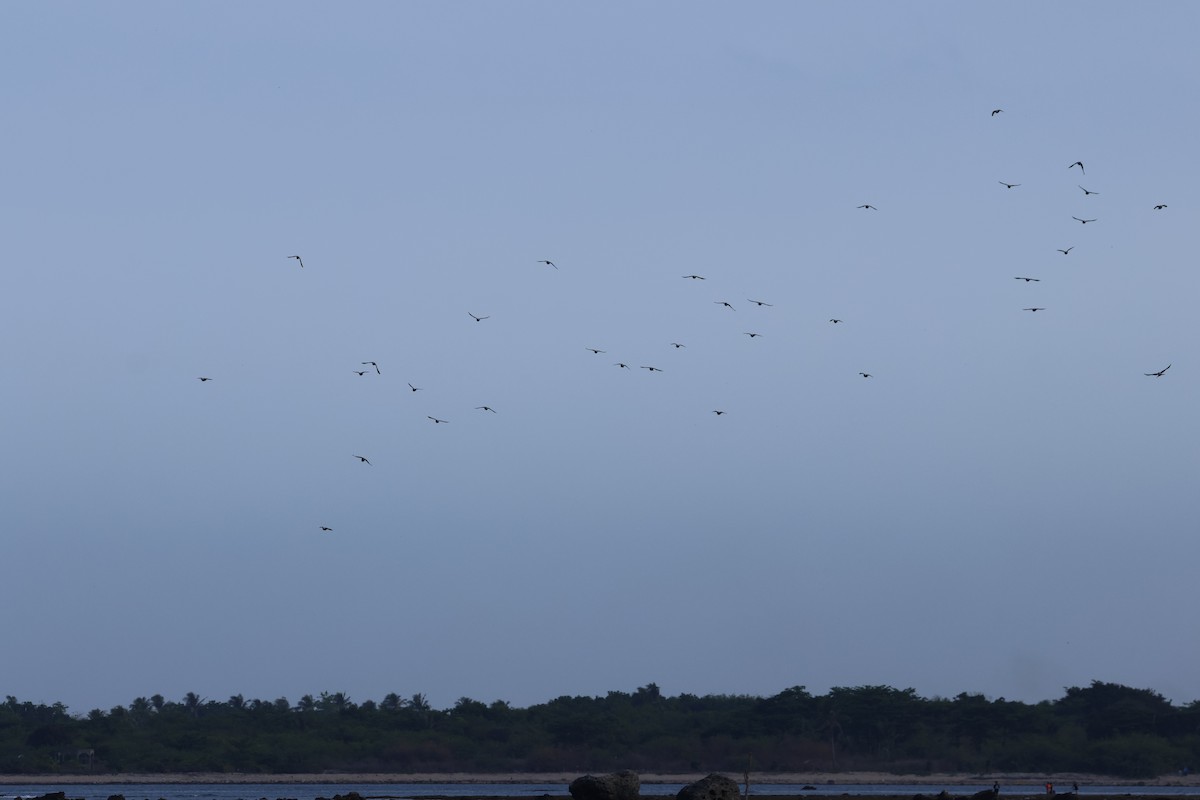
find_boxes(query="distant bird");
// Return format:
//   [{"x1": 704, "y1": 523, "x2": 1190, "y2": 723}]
[
  {"x1": 408, "y1": 383, "x2": 422, "y2": 392},
  {"x1": 1069, "y1": 161, "x2": 1085, "y2": 174},
  {"x1": 682, "y1": 274, "x2": 706, "y2": 280},
  {"x1": 1078, "y1": 185, "x2": 1099, "y2": 196},
  {"x1": 288, "y1": 255, "x2": 304, "y2": 268},
  {"x1": 991, "y1": 109, "x2": 1003, "y2": 116},
  {"x1": 859, "y1": 372, "x2": 872, "y2": 378},
  {"x1": 362, "y1": 361, "x2": 380, "y2": 374},
  {"x1": 319, "y1": 526, "x2": 333, "y2": 532},
  {"x1": 476, "y1": 406, "x2": 497, "y2": 413},
  {"x1": 748, "y1": 299, "x2": 773, "y2": 306},
  {"x1": 1014, "y1": 276, "x2": 1041, "y2": 282},
  {"x1": 670, "y1": 342, "x2": 686, "y2": 348},
  {"x1": 744, "y1": 332, "x2": 762, "y2": 338},
  {"x1": 1072, "y1": 216, "x2": 1097, "y2": 224},
  {"x1": 198, "y1": 377, "x2": 212, "y2": 382},
  {"x1": 353, "y1": 370, "x2": 368, "y2": 376},
  {"x1": 427, "y1": 416, "x2": 449, "y2": 424},
  {"x1": 1154, "y1": 204, "x2": 1168, "y2": 210},
  {"x1": 1023, "y1": 307, "x2": 1046, "y2": 312},
  {"x1": 1057, "y1": 247, "x2": 1074, "y2": 255},
  {"x1": 857, "y1": 204, "x2": 877, "y2": 210},
  {"x1": 1145, "y1": 364, "x2": 1171, "y2": 377},
  {"x1": 829, "y1": 318, "x2": 843, "y2": 323},
  {"x1": 538, "y1": 260, "x2": 557, "y2": 269},
  {"x1": 586, "y1": 347, "x2": 606, "y2": 354},
  {"x1": 713, "y1": 410, "x2": 726, "y2": 415},
  {"x1": 468, "y1": 312, "x2": 490, "y2": 322},
  {"x1": 352, "y1": 455, "x2": 371, "y2": 465},
  {"x1": 999, "y1": 181, "x2": 1021, "y2": 189},
  {"x1": 715, "y1": 301, "x2": 735, "y2": 309},
  {"x1": 640, "y1": 366, "x2": 663, "y2": 372},
  {"x1": 613, "y1": 362, "x2": 630, "y2": 369}
]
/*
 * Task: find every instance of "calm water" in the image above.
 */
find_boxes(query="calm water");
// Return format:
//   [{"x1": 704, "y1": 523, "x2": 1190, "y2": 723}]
[{"x1": 1, "y1": 785, "x2": 1197, "y2": 800}]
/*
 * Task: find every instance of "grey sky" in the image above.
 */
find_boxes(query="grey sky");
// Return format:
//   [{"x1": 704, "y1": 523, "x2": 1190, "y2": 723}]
[{"x1": 4, "y1": 2, "x2": 1197, "y2": 715}]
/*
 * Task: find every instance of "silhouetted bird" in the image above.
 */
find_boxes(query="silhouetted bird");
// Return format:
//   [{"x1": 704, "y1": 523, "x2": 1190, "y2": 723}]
[
  {"x1": 999, "y1": 181, "x2": 1020, "y2": 189},
  {"x1": 1079, "y1": 185, "x2": 1099, "y2": 196},
  {"x1": 1023, "y1": 307, "x2": 1046, "y2": 312},
  {"x1": 1014, "y1": 277, "x2": 1041, "y2": 282},
  {"x1": 408, "y1": 383, "x2": 422, "y2": 392},
  {"x1": 1154, "y1": 204, "x2": 1168, "y2": 210},
  {"x1": 829, "y1": 318, "x2": 843, "y2": 323},
  {"x1": 859, "y1": 372, "x2": 872, "y2": 378},
  {"x1": 682, "y1": 274, "x2": 705, "y2": 280},
  {"x1": 353, "y1": 455, "x2": 371, "y2": 465},
  {"x1": 198, "y1": 377, "x2": 212, "y2": 382},
  {"x1": 748, "y1": 299, "x2": 773, "y2": 306},
  {"x1": 670, "y1": 342, "x2": 686, "y2": 348},
  {"x1": 476, "y1": 406, "x2": 496, "y2": 413},
  {"x1": 1057, "y1": 247, "x2": 1074, "y2": 255},
  {"x1": 613, "y1": 362, "x2": 630, "y2": 369},
  {"x1": 641, "y1": 366, "x2": 663, "y2": 372},
  {"x1": 468, "y1": 312, "x2": 489, "y2": 322},
  {"x1": 713, "y1": 410, "x2": 726, "y2": 415},
  {"x1": 744, "y1": 332, "x2": 762, "y2": 338},
  {"x1": 1145, "y1": 364, "x2": 1171, "y2": 377},
  {"x1": 288, "y1": 255, "x2": 304, "y2": 268},
  {"x1": 991, "y1": 109, "x2": 1003, "y2": 116},
  {"x1": 857, "y1": 204, "x2": 877, "y2": 210},
  {"x1": 1073, "y1": 216, "x2": 1097, "y2": 224},
  {"x1": 1069, "y1": 161, "x2": 1085, "y2": 174},
  {"x1": 354, "y1": 370, "x2": 368, "y2": 376},
  {"x1": 715, "y1": 301, "x2": 735, "y2": 309},
  {"x1": 320, "y1": 526, "x2": 332, "y2": 532},
  {"x1": 362, "y1": 361, "x2": 380, "y2": 374},
  {"x1": 427, "y1": 416, "x2": 449, "y2": 424},
  {"x1": 538, "y1": 260, "x2": 557, "y2": 269},
  {"x1": 586, "y1": 347, "x2": 606, "y2": 354}
]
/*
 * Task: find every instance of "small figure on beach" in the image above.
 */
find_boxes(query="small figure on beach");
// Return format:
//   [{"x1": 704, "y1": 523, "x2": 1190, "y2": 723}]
[{"x1": 1045, "y1": 783, "x2": 1054, "y2": 795}]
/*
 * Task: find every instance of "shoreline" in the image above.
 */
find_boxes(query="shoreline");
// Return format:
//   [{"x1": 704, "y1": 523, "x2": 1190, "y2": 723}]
[{"x1": 1, "y1": 773, "x2": 1199, "y2": 787}]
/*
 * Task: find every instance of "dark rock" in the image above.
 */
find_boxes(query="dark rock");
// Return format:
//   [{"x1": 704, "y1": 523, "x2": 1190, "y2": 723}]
[
  {"x1": 108, "y1": 794, "x2": 125, "y2": 800},
  {"x1": 676, "y1": 773, "x2": 741, "y2": 800},
  {"x1": 569, "y1": 770, "x2": 641, "y2": 800}
]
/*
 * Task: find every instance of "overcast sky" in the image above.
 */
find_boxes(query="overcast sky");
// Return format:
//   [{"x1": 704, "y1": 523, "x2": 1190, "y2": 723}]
[{"x1": 4, "y1": 2, "x2": 1197, "y2": 715}]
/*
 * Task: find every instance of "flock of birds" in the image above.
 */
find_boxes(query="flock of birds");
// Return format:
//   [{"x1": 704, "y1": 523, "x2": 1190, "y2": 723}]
[{"x1": 191, "y1": 109, "x2": 1176, "y2": 532}]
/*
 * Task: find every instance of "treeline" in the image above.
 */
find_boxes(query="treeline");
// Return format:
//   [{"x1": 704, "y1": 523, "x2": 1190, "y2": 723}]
[{"x1": 2, "y1": 682, "x2": 1198, "y2": 778}]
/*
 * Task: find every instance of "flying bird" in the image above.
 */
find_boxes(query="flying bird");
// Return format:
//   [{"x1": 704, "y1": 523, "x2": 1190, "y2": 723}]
[
  {"x1": 352, "y1": 455, "x2": 371, "y2": 465},
  {"x1": 744, "y1": 332, "x2": 762, "y2": 338},
  {"x1": 1057, "y1": 247, "x2": 1074, "y2": 255},
  {"x1": 1145, "y1": 364, "x2": 1171, "y2": 377},
  {"x1": 197, "y1": 377, "x2": 212, "y2": 382},
  {"x1": 427, "y1": 416, "x2": 449, "y2": 424},
  {"x1": 476, "y1": 406, "x2": 497, "y2": 413},
  {"x1": 1154, "y1": 204, "x2": 1168, "y2": 210},
  {"x1": 613, "y1": 362, "x2": 630, "y2": 369},
  {"x1": 288, "y1": 255, "x2": 304, "y2": 268},
  {"x1": 362, "y1": 361, "x2": 380, "y2": 374},
  {"x1": 468, "y1": 312, "x2": 490, "y2": 322},
  {"x1": 640, "y1": 366, "x2": 663, "y2": 372},
  {"x1": 682, "y1": 274, "x2": 706, "y2": 280},
  {"x1": 319, "y1": 526, "x2": 333, "y2": 532},
  {"x1": 999, "y1": 181, "x2": 1021, "y2": 189},
  {"x1": 715, "y1": 301, "x2": 735, "y2": 309},
  {"x1": 713, "y1": 410, "x2": 726, "y2": 415},
  {"x1": 991, "y1": 109, "x2": 1003, "y2": 116},
  {"x1": 1014, "y1": 277, "x2": 1041, "y2": 282},
  {"x1": 1072, "y1": 216, "x2": 1097, "y2": 224},
  {"x1": 857, "y1": 204, "x2": 878, "y2": 210},
  {"x1": 829, "y1": 318, "x2": 843, "y2": 323},
  {"x1": 670, "y1": 342, "x2": 686, "y2": 348},
  {"x1": 859, "y1": 372, "x2": 872, "y2": 378},
  {"x1": 1079, "y1": 185, "x2": 1099, "y2": 196},
  {"x1": 1023, "y1": 307, "x2": 1046, "y2": 312},
  {"x1": 408, "y1": 383, "x2": 422, "y2": 392},
  {"x1": 1069, "y1": 161, "x2": 1085, "y2": 174},
  {"x1": 586, "y1": 347, "x2": 606, "y2": 354},
  {"x1": 748, "y1": 299, "x2": 773, "y2": 306},
  {"x1": 353, "y1": 370, "x2": 368, "y2": 376},
  {"x1": 537, "y1": 260, "x2": 557, "y2": 269}
]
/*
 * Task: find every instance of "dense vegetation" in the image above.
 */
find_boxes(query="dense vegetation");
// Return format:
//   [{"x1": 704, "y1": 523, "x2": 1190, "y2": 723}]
[{"x1": 2, "y1": 682, "x2": 1197, "y2": 779}]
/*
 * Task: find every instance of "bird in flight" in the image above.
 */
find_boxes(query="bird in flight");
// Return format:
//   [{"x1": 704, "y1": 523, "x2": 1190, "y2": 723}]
[
  {"x1": 476, "y1": 406, "x2": 496, "y2": 413},
  {"x1": 197, "y1": 377, "x2": 213, "y2": 382},
  {"x1": 408, "y1": 383, "x2": 422, "y2": 392},
  {"x1": 352, "y1": 455, "x2": 371, "y2": 465},
  {"x1": 1145, "y1": 364, "x2": 1171, "y2": 377},
  {"x1": 713, "y1": 410, "x2": 726, "y2": 415},
  {"x1": 468, "y1": 312, "x2": 490, "y2": 322},
  {"x1": 640, "y1": 366, "x2": 663, "y2": 372},
  {"x1": 1023, "y1": 307, "x2": 1046, "y2": 312},
  {"x1": 1072, "y1": 216, "x2": 1097, "y2": 224},
  {"x1": 538, "y1": 260, "x2": 557, "y2": 269},
  {"x1": 614, "y1": 362, "x2": 630, "y2": 369},
  {"x1": 319, "y1": 526, "x2": 333, "y2": 532},
  {"x1": 586, "y1": 347, "x2": 606, "y2": 354},
  {"x1": 748, "y1": 299, "x2": 773, "y2": 307},
  {"x1": 999, "y1": 181, "x2": 1021, "y2": 189},
  {"x1": 1154, "y1": 204, "x2": 1168, "y2": 210},
  {"x1": 1069, "y1": 161, "x2": 1085, "y2": 174},
  {"x1": 670, "y1": 342, "x2": 686, "y2": 348},
  {"x1": 715, "y1": 301, "x2": 735, "y2": 309},
  {"x1": 857, "y1": 204, "x2": 878, "y2": 210},
  {"x1": 829, "y1": 318, "x2": 843, "y2": 324},
  {"x1": 427, "y1": 416, "x2": 449, "y2": 424},
  {"x1": 744, "y1": 332, "x2": 762, "y2": 338},
  {"x1": 859, "y1": 372, "x2": 872, "y2": 378},
  {"x1": 353, "y1": 370, "x2": 368, "y2": 376},
  {"x1": 1057, "y1": 247, "x2": 1074, "y2": 255},
  {"x1": 362, "y1": 361, "x2": 380, "y2": 374},
  {"x1": 1014, "y1": 277, "x2": 1041, "y2": 282},
  {"x1": 288, "y1": 255, "x2": 304, "y2": 268},
  {"x1": 991, "y1": 109, "x2": 1003, "y2": 116},
  {"x1": 682, "y1": 274, "x2": 706, "y2": 280},
  {"x1": 1078, "y1": 185, "x2": 1099, "y2": 196}
]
